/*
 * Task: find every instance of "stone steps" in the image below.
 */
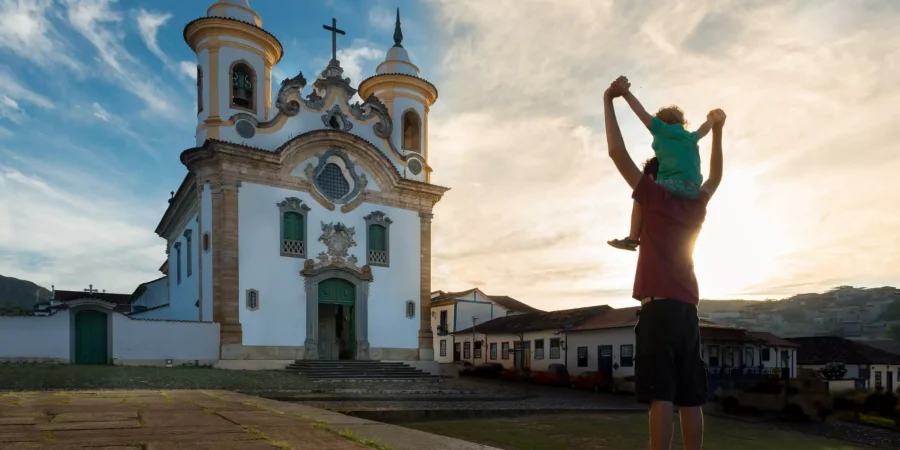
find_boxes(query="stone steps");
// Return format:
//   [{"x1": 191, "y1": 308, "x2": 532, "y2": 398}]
[{"x1": 286, "y1": 360, "x2": 439, "y2": 381}]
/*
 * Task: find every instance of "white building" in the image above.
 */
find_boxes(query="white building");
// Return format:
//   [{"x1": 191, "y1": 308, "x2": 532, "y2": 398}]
[
  {"x1": 791, "y1": 336, "x2": 900, "y2": 392},
  {"x1": 145, "y1": 2, "x2": 447, "y2": 369},
  {"x1": 430, "y1": 288, "x2": 541, "y2": 364}
]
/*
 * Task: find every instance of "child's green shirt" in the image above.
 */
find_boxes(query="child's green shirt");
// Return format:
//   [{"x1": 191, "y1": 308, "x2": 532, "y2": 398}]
[{"x1": 650, "y1": 117, "x2": 703, "y2": 187}]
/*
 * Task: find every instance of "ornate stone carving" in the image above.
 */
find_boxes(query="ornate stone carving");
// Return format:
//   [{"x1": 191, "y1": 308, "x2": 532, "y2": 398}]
[
  {"x1": 304, "y1": 91, "x2": 325, "y2": 110},
  {"x1": 274, "y1": 72, "x2": 307, "y2": 117},
  {"x1": 312, "y1": 61, "x2": 357, "y2": 99},
  {"x1": 313, "y1": 221, "x2": 359, "y2": 270},
  {"x1": 363, "y1": 210, "x2": 393, "y2": 225},
  {"x1": 321, "y1": 104, "x2": 353, "y2": 132}
]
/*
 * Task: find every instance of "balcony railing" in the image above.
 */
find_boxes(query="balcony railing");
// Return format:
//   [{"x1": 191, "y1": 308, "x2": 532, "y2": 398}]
[
  {"x1": 708, "y1": 366, "x2": 780, "y2": 379},
  {"x1": 437, "y1": 325, "x2": 449, "y2": 335}
]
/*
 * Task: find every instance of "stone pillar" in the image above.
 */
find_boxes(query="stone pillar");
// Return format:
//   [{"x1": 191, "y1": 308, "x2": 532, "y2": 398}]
[
  {"x1": 355, "y1": 281, "x2": 370, "y2": 360},
  {"x1": 303, "y1": 278, "x2": 319, "y2": 360},
  {"x1": 418, "y1": 212, "x2": 434, "y2": 361},
  {"x1": 211, "y1": 180, "x2": 242, "y2": 356}
]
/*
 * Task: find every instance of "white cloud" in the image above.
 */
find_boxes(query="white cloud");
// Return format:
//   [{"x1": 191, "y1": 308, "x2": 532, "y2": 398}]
[
  {"x1": 0, "y1": 125, "x2": 11, "y2": 139},
  {"x1": 61, "y1": 0, "x2": 181, "y2": 118},
  {"x1": 0, "y1": 165, "x2": 163, "y2": 293},
  {"x1": 0, "y1": 95, "x2": 24, "y2": 123},
  {"x1": 0, "y1": 70, "x2": 54, "y2": 110},
  {"x1": 180, "y1": 61, "x2": 197, "y2": 80},
  {"x1": 0, "y1": 0, "x2": 82, "y2": 71},
  {"x1": 368, "y1": 6, "x2": 395, "y2": 31},
  {"x1": 334, "y1": 40, "x2": 383, "y2": 87},
  {"x1": 135, "y1": 9, "x2": 172, "y2": 65},
  {"x1": 91, "y1": 102, "x2": 109, "y2": 122}
]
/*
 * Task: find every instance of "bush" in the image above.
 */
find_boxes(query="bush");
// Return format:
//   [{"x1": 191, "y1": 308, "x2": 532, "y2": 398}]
[{"x1": 862, "y1": 391, "x2": 897, "y2": 417}]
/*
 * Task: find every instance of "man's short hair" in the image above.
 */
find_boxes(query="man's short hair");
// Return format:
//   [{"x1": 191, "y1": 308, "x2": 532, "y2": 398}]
[{"x1": 643, "y1": 157, "x2": 659, "y2": 178}]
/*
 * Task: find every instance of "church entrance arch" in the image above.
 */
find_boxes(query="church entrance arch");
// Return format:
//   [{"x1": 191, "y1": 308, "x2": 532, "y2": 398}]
[{"x1": 317, "y1": 278, "x2": 356, "y2": 360}]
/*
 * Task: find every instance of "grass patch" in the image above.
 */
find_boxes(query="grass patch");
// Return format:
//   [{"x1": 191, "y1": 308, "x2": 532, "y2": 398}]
[
  {"x1": 401, "y1": 414, "x2": 873, "y2": 450},
  {"x1": 312, "y1": 422, "x2": 393, "y2": 450},
  {"x1": 833, "y1": 412, "x2": 898, "y2": 430}
]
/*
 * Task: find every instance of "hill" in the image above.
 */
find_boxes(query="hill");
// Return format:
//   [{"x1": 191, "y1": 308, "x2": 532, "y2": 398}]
[
  {"x1": 699, "y1": 286, "x2": 898, "y2": 315},
  {"x1": 0, "y1": 275, "x2": 51, "y2": 311}
]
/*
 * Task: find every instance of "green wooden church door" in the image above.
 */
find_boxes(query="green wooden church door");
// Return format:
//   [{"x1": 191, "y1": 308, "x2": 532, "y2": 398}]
[
  {"x1": 74, "y1": 310, "x2": 108, "y2": 365},
  {"x1": 318, "y1": 278, "x2": 356, "y2": 359}
]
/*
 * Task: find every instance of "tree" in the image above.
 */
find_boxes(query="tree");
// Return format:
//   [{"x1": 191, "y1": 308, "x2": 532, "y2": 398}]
[
  {"x1": 879, "y1": 300, "x2": 900, "y2": 322},
  {"x1": 887, "y1": 324, "x2": 900, "y2": 346},
  {"x1": 820, "y1": 362, "x2": 848, "y2": 380}
]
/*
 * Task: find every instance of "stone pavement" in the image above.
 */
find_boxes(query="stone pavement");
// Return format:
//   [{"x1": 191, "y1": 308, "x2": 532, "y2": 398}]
[{"x1": 0, "y1": 390, "x2": 499, "y2": 450}]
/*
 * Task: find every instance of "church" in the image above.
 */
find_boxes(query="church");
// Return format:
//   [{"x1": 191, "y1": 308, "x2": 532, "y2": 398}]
[{"x1": 132, "y1": 0, "x2": 446, "y2": 369}]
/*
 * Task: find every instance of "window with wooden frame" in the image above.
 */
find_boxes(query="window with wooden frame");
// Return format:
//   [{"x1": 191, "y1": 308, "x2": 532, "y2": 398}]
[
  {"x1": 549, "y1": 338, "x2": 561, "y2": 359},
  {"x1": 173, "y1": 242, "x2": 182, "y2": 285},
  {"x1": 501, "y1": 342, "x2": 510, "y2": 360},
  {"x1": 439, "y1": 340, "x2": 447, "y2": 357},
  {"x1": 577, "y1": 346, "x2": 588, "y2": 367},
  {"x1": 474, "y1": 342, "x2": 482, "y2": 359},
  {"x1": 490, "y1": 343, "x2": 498, "y2": 360},
  {"x1": 463, "y1": 342, "x2": 471, "y2": 360},
  {"x1": 620, "y1": 345, "x2": 634, "y2": 367},
  {"x1": 364, "y1": 211, "x2": 392, "y2": 267},
  {"x1": 534, "y1": 339, "x2": 545, "y2": 360},
  {"x1": 197, "y1": 65, "x2": 203, "y2": 114},
  {"x1": 184, "y1": 229, "x2": 193, "y2": 277},
  {"x1": 278, "y1": 198, "x2": 309, "y2": 258},
  {"x1": 202, "y1": 232, "x2": 211, "y2": 253}
]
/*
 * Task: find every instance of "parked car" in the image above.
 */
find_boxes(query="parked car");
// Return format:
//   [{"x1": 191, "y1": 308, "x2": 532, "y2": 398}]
[
  {"x1": 719, "y1": 378, "x2": 833, "y2": 421},
  {"x1": 530, "y1": 364, "x2": 570, "y2": 386},
  {"x1": 500, "y1": 368, "x2": 531, "y2": 382},
  {"x1": 570, "y1": 371, "x2": 611, "y2": 392}
]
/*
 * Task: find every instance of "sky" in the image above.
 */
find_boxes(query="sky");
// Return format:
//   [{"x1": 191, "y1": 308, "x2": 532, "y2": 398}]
[{"x1": 0, "y1": 0, "x2": 897, "y2": 310}]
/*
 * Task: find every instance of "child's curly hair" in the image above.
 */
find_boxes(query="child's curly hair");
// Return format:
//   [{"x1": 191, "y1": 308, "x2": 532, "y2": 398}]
[{"x1": 655, "y1": 105, "x2": 687, "y2": 126}]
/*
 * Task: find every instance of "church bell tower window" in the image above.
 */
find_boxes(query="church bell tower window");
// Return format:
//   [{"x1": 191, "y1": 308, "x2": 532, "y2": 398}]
[
  {"x1": 277, "y1": 197, "x2": 310, "y2": 258},
  {"x1": 230, "y1": 61, "x2": 256, "y2": 113},
  {"x1": 401, "y1": 109, "x2": 421, "y2": 153}
]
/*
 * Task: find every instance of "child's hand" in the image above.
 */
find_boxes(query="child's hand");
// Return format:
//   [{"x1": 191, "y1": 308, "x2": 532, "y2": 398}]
[
  {"x1": 605, "y1": 76, "x2": 631, "y2": 99},
  {"x1": 708, "y1": 109, "x2": 727, "y2": 129}
]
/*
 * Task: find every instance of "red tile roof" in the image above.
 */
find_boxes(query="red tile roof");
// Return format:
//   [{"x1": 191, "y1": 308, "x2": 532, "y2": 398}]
[
  {"x1": 569, "y1": 306, "x2": 641, "y2": 331},
  {"x1": 453, "y1": 304, "x2": 612, "y2": 335},
  {"x1": 54, "y1": 290, "x2": 132, "y2": 313},
  {"x1": 748, "y1": 331, "x2": 800, "y2": 348},
  {"x1": 486, "y1": 295, "x2": 543, "y2": 313},
  {"x1": 789, "y1": 336, "x2": 900, "y2": 365}
]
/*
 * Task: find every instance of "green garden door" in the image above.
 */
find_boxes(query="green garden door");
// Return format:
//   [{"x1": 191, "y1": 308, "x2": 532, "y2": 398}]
[{"x1": 74, "y1": 310, "x2": 108, "y2": 365}]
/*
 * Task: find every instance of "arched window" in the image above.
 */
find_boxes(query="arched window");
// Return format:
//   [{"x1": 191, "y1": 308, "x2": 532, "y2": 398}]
[
  {"x1": 401, "y1": 110, "x2": 422, "y2": 152},
  {"x1": 197, "y1": 65, "x2": 203, "y2": 114},
  {"x1": 230, "y1": 61, "x2": 256, "y2": 112},
  {"x1": 364, "y1": 211, "x2": 392, "y2": 267},
  {"x1": 277, "y1": 197, "x2": 310, "y2": 258},
  {"x1": 246, "y1": 289, "x2": 259, "y2": 311},
  {"x1": 173, "y1": 242, "x2": 182, "y2": 285}
]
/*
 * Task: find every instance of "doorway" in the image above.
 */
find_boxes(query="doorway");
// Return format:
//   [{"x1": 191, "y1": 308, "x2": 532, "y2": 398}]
[
  {"x1": 317, "y1": 278, "x2": 355, "y2": 360},
  {"x1": 74, "y1": 310, "x2": 108, "y2": 365},
  {"x1": 598, "y1": 345, "x2": 613, "y2": 379},
  {"x1": 453, "y1": 342, "x2": 461, "y2": 361}
]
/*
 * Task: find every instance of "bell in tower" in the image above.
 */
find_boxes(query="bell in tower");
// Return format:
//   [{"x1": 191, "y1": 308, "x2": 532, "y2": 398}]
[{"x1": 232, "y1": 64, "x2": 254, "y2": 109}]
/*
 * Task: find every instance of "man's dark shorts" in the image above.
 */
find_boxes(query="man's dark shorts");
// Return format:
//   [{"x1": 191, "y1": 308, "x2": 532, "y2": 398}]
[{"x1": 635, "y1": 299, "x2": 707, "y2": 407}]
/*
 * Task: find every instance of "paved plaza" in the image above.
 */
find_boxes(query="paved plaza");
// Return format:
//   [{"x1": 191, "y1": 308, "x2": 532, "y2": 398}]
[{"x1": 0, "y1": 390, "x2": 496, "y2": 450}]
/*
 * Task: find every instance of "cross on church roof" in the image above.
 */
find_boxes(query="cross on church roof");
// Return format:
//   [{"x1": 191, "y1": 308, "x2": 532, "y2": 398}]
[
  {"x1": 84, "y1": 284, "x2": 98, "y2": 295},
  {"x1": 322, "y1": 18, "x2": 346, "y2": 63}
]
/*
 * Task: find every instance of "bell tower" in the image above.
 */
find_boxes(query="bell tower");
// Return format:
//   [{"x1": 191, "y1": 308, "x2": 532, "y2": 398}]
[
  {"x1": 358, "y1": 9, "x2": 438, "y2": 182},
  {"x1": 184, "y1": 1, "x2": 284, "y2": 146}
]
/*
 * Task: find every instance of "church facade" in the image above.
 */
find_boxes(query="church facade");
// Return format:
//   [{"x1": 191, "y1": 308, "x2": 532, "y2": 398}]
[{"x1": 147, "y1": 1, "x2": 446, "y2": 369}]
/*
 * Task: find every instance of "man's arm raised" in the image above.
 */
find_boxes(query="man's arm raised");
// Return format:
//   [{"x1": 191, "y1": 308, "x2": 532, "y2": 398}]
[
  {"x1": 604, "y1": 78, "x2": 643, "y2": 189},
  {"x1": 700, "y1": 109, "x2": 726, "y2": 198}
]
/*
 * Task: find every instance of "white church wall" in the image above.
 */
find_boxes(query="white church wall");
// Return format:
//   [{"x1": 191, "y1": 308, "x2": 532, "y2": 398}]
[
  {"x1": 201, "y1": 185, "x2": 214, "y2": 322},
  {"x1": 132, "y1": 277, "x2": 168, "y2": 310},
  {"x1": 237, "y1": 182, "x2": 421, "y2": 355},
  {"x1": 197, "y1": 49, "x2": 210, "y2": 125},
  {"x1": 0, "y1": 311, "x2": 70, "y2": 363},
  {"x1": 112, "y1": 314, "x2": 219, "y2": 366},
  {"x1": 128, "y1": 305, "x2": 173, "y2": 320},
  {"x1": 168, "y1": 214, "x2": 201, "y2": 321}
]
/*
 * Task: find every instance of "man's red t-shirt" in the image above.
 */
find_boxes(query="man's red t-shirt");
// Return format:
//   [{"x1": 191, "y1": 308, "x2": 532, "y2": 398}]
[{"x1": 632, "y1": 175, "x2": 710, "y2": 305}]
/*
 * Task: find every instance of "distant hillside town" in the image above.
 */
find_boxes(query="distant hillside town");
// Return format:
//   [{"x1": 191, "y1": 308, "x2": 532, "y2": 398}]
[{"x1": 699, "y1": 286, "x2": 900, "y2": 354}]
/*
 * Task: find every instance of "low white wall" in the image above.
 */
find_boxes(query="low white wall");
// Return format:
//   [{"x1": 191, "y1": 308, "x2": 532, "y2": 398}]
[
  {"x1": 0, "y1": 311, "x2": 70, "y2": 363},
  {"x1": 112, "y1": 314, "x2": 220, "y2": 365},
  {"x1": 826, "y1": 379, "x2": 858, "y2": 395}
]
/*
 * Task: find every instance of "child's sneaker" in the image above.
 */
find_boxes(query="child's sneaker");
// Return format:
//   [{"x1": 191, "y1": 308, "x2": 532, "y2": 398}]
[{"x1": 608, "y1": 237, "x2": 639, "y2": 251}]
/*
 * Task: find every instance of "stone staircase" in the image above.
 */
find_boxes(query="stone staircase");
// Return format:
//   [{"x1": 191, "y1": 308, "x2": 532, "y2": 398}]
[{"x1": 286, "y1": 360, "x2": 439, "y2": 381}]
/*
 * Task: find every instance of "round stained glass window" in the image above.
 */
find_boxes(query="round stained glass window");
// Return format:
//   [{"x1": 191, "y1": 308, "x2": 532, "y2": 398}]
[{"x1": 317, "y1": 162, "x2": 351, "y2": 200}]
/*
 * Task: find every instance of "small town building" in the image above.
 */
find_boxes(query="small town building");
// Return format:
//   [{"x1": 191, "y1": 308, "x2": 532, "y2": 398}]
[
  {"x1": 789, "y1": 336, "x2": 900, "y2": 392},
  {"x1": 430, "y1": 288, "x2": 542, "y2": 364}
]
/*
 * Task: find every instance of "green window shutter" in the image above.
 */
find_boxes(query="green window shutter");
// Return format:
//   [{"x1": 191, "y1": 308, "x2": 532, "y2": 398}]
[
  {"x1": 368, "y1": 224, "x2": 386, "y2": 251},
  {"x1": 283, "y1": 212, "x2": 304, "y2": 241}
]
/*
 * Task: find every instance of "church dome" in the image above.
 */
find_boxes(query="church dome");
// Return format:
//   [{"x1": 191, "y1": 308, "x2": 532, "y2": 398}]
[
  {"x1": 207, "y1": 0, "x2": 261, "y2": 27},
  {"x1": 375, "y1": 9, "x2": 419, "y2": 76}
]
